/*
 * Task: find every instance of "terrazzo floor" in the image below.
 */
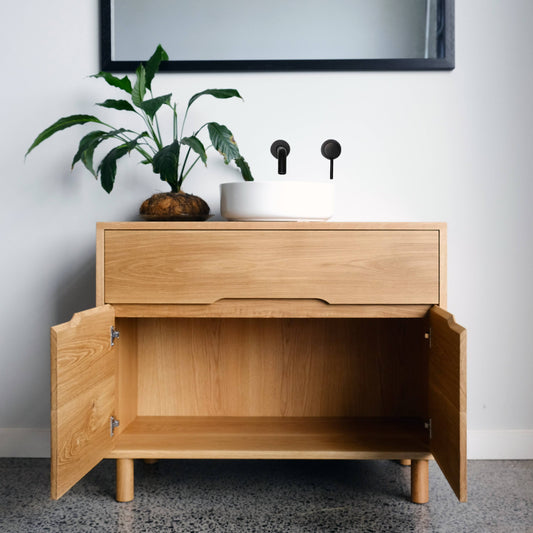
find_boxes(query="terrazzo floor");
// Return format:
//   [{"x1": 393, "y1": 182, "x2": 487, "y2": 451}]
[{"x1": 0, "y1": 459, "x2": 531, "y2": 532}]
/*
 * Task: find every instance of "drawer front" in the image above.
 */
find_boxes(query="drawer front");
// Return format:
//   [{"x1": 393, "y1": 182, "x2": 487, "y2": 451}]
[{"x1": 103, "y1": 229, "x2": 440, "y2": 305}]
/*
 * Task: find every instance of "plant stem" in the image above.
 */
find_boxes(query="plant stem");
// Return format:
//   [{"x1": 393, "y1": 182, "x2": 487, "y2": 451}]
[
  {"x1": 113, "y1": 132, "x2": 155, "y2": 160},
  {"x1": 194, "y1": 123, "x2": 208, "y2": 136},
  {"x1": 180, "y1": 154, "x2": 202, "y2": 186},
  {"x1": 148, "y1": 89, "x2": 164, "y2": 147},
  {"x1": 152, "y1": 110, "x2": 163, "y2": 147},
  {"x1": 180, "y1": 107, "x2": 190, "y2": 138},
  {"x1": 132, "y1": 144, "x2": 154, "y2": 162},
  {"x1": 178, "y1": 146, "x2": 192, "y2": 186},
  {"x1": 139, "y1": 111, "x2": 162, "y2": 151},
  {"x1": 173, "y1": 103, "x2": 178, "y2": 141},
  {"x1": 178, "y1": 142, "x2": 212, "y2": 188},
  {"x1": 98, "y1": 118, "x2": 155, "y2": 157},
  {"x1": 154, "y1": 118, "x2": 163, "y2": 146}
]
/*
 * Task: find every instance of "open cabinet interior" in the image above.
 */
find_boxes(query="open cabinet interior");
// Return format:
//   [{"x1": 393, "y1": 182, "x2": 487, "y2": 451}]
[{"x1": 110, "y1": 317, "x2": 432, "y2": 460}]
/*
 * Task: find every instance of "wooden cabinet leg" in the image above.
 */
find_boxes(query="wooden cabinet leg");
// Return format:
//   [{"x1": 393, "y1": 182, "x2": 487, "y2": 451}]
[
  {"x1": 116, "y1": 459, "x2": 134, "y2": 502},
  {"x1": 400, "y1": 459, "x2": 411, "y2": 466},
  {"x1": 411, "y1": 459, "x2": 429, "y2": 504}
]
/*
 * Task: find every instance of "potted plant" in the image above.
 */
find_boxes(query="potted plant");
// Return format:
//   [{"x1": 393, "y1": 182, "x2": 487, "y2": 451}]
[{"x1": 26, "y1": 45, "x2": 253, "y2": 220}]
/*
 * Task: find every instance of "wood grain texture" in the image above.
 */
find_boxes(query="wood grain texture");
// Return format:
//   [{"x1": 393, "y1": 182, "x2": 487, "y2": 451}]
[
  {"x1": 103, "y1": 230, "x2": 440, "y2": 305},
  {"x1": 96, "y1": 225, "x2": 105, "y2": 307},
  {"x1": 428, "y1": 306, "x2": 467, "y2": 502},
  {"x1": 136, "y1": 318, "x2": 428, "y2": 418},
  {"x1": 50, "y1": 305, "x2": 116, "y2": 500},
  {"x1": 116, "y1": 458, "x2": 134, "y2": 502},
  {"x1": 109, "y1": 416, "x2": 432, "y2": 460},
  {"x1": 438, "y1": 224, "x2": 447, "y2": 309},
  {"x1": 411, "y1": 459, "x2": 429, "y2": 503},
  {"x1": 113, "y1": 302, "x2": 431, "y2": 319}
]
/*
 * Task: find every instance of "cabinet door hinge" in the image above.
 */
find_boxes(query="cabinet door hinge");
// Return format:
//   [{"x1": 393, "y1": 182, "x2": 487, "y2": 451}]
[
  {"x1": 110, "y1": 326, "x2": 120, "y2": 346},
  {"x1": 110, "y1": 416, "x2": 120, "y2": 437},
  {"x1": 425, "y1": 418, "x2": 432, "y2": 439},
  {"x1": 424, "y1": 328, "x2": 432, "y2": 348}
]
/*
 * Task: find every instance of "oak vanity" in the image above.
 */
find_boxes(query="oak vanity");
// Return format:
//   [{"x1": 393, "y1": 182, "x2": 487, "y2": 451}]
[{"x1": 51, "y1": 222, "x2": 466, "y2": 503}]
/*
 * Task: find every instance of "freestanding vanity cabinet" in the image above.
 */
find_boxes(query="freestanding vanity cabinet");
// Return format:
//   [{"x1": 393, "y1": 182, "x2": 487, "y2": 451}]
[{"x1": 51, "y1": 222, "x2": 466, "y2": 503}]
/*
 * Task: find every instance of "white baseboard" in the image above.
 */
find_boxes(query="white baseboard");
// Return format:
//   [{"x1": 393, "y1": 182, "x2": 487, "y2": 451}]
[
  {"x1": 1, "y1": 428, "x2": 532, "y2": 459},
  {"x1": 467, "y1": 430, "x2": 533, "y2": 459},
  {"x1": 0, "y1": 428, "x2": 50, "y2": 457}
]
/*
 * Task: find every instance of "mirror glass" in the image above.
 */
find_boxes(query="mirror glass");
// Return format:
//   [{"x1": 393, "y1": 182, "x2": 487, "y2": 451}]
[{"x1": 101, "y1": 0, "x2": 453, "y2": 71}]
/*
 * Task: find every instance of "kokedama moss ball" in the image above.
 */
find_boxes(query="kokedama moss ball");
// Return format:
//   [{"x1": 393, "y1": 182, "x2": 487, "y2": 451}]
[{"x1": 139, "y1": 192, "x2": 210, "y2": 221}]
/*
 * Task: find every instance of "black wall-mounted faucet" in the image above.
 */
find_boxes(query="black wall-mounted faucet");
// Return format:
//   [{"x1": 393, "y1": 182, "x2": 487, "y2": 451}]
[
  {"x1": 270, "y1": 140, "x2": 290, "y2": 175},
  {"x1": 321, "y1": 139, "x2": 341, "y2": 180}
]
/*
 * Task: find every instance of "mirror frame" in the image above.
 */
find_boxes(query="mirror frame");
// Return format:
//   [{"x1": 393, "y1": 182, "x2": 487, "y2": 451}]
[{"x1": 99, "y1": 0, "x2": 454, "y2": 72}]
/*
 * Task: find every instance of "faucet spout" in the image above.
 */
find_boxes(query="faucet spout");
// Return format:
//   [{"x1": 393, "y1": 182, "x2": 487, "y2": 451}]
[
  {"x1": 270, "y1": 140, "x2": 291, "y2": 175},
  {"x1": 277, "y1": 146, "x2": 287, "y2": 174}
]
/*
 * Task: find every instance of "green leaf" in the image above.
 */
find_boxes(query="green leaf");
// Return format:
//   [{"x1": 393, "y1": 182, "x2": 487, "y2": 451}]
[
  {"x1": 145, "y1": 44, "x2": 168, "y2": 90},
  {"x1": 234, "y1": 156, "x2": 254, "y2": 181},
  {"x1": 98, "y1": 145, "x2": 130, "y2": 193},
  {"x1": 72, "y1": 129, "x2": 128, "y2": 176},
  {"x1": 207, "y1": 122, "x2": 240, "y2": 164},
  {"x1": 152, "y1": 140, "x2": 180, "y2": 189},
  {"x1": 181, "y1": 136, "x2": 207, "y2": 165},
  {"x1": 132, "y1": 64, "x2": 146, "y2": 107},
  {"x1": 96, "y1": 99, "x2": 136, "y2": 112},
  {"x1": 98, "y1": 137, "x2": 142, "y2": 193},
  {"x1": 187, "y1": 89, "x2": 242, "y2": 110},
  {"x1": 72, "y1": 130, "x2": 106, "y2": 175},
  {"x1": 26, "y1": 114, "x2": 105, "y2": 157},
  {"x1": 139, "y1": 94, "x2": 172, "y2": 120},
  {"x1": 92, "y1": 72, "x2": 132, "y2": 94}
]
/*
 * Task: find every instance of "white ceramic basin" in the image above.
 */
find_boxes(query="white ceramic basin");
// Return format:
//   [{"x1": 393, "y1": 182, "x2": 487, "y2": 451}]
[{"x1": 220, "y1": 181, "x2": 334, "y2": 221}]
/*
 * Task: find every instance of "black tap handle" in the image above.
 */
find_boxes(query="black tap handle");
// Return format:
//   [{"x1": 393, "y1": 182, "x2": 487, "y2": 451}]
[
  {"x1": 321, "y1": 139, "x2": 341, "y2": 180},
  {"x1": 271, "y1": 140, "x2": 290, "y2": 175}
]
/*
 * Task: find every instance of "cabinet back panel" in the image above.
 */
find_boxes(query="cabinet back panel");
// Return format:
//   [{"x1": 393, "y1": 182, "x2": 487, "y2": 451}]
[{"x1": 136, "y1": 318, "x2": 427, "y2": 418}]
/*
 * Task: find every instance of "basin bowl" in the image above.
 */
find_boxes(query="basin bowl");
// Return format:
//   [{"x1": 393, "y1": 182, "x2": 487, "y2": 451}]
[{"x1": 220, "y1": 181, "x2": 334, "y2": 221}]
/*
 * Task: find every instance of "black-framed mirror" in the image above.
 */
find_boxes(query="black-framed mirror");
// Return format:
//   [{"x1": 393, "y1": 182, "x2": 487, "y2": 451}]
[{"x1": 100, "y1": 0, "x2": 454, "y2": 72}]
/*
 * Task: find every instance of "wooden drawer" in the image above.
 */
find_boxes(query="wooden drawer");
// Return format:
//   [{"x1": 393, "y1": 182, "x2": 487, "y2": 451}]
[{"x1": 100, "y1": 225, "x2": 441, "y2": 305}]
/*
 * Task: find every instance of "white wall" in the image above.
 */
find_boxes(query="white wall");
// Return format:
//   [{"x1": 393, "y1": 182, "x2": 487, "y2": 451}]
[{"x1": 1, "y1": 0, "x2": 532, "y2": 458}]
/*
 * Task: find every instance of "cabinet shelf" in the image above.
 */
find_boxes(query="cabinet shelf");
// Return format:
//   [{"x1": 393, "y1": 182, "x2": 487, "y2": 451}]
[{"x1": 109, "y1": 416, "x2": 432, "y2": 460}]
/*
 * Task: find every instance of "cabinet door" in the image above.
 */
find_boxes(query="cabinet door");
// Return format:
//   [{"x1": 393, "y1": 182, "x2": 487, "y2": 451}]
[
  {"x1": 428, "y1": 306, "x2": 467, "y2": 502},
  {"x1": 50, "y1": 305, "x2": 117, "y2": 499}
]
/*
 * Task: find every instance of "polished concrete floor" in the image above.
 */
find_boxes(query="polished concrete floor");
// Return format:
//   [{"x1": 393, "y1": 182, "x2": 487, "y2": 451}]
[{"x1": 0, "y1": 459, "x2": 531, "y2": 532}]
